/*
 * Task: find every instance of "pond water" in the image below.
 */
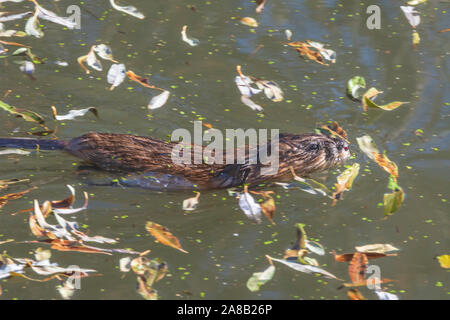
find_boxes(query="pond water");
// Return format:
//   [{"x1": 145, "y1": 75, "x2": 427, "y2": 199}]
[{"x1": 0, "y1": 0, "x2": 448, "y2": 300}]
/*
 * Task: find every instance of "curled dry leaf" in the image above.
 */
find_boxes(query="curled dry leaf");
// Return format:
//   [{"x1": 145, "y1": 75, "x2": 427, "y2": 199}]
[
  {"x1": 254, "y1": 79, "x2": 284, "y2": 102},
  {"x1": 78, "y1": 46, "x2": 102, "y2": 74},
  {"x1": 107, "y1": 63, "x2": 126, "y2": 90},
  {"x1": 348, "y1": 252, "x2": 368, "y2": 284},
  {"x1": 109, "y1": 0, "x2": 145, "y2": 19},
  {"x1": 0, "y1": 99, "x2": 44, "y2": 124},
  {"x1": 25, "y1": 9, "x2": 43, "y2": 38},
  {"x1": 374, "y1": 153, "x2": 398, "y2": 180},
  {"x1": 51, "y1": 106, "x2": 98, "y2": 121},
  {"x1": 356, "y1": 135, "x2": 379, "y2": 161},
  {"x1": 363, "y1": 95, "x2": 409, "y2": 111},
  {"x1": 148, "y1": 90, "x2": 170, "y2": 110},
  {"x1": 267, "y1": 255, "x2": 340, "y2": 280},
  {"x1": 331, "y1": 250, "x2": 398, "y2": 262},
  {"x1": 94, "y1": 44, "x2": 117, "y2": 63},
  {"x1": 375, "y1": 290, "x2": 399, "y2": 300},
  {"x1": 355, "y1": 244, "x2": 399, "y2": 254},
  {"x1": 0, "y1": 186, "x2": 36, "y2": 209},
  {"x1": 182, "y1": 192, "x2": 200, "y2": 211},
  {"x1": 181, "y1": 25, "x2": 199, "y2": 47},
  {"x1": 285, "y1": 29, "x2": 293, "y2": 41},
  {"x1": 348, "y1": 288, "x2": 366, "y2": 300},
  {"x1": 240, "y1": 17, "x2": 258, "y2": 27},
  {"x1": 361, "y1": 87, "x2": 383, "y2": 111},
  {"x1": 241, "y1": 95, "x2": 263, "y2": 112},
  {"x1": 145, "y1": 221, "x2": 188, "y2": 253},
  {"x1": 400, "y1": 6, "x2": 420, "y2": 28},
  {"x1": 235, "y1": 65, "x2": 262, "y2": 97},
  {"x1": 246, "y1": 265, "x2": 275, "y2": 292},
  {"x1": 239, "y1": 186, "x2": 262, "y2": 223},
  {"x1": 332, "y1": 163, "x2": 360, "y2": 206}
]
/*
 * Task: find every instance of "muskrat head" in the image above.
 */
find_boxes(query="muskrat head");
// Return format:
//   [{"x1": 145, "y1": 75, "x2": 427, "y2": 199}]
[{"x1": 284, "y1": 134, "x2": 350, "y2": 175}]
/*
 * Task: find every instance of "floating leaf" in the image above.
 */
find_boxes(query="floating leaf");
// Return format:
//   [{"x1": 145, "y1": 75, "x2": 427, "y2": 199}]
[
  {"x1": 348, "y1": 252, "x2": 368, "y2": 284},
  {"x1": 254, "y1": 79, "x2": 284, "y2": 102},
  {"x1": 361, "y1": 87, "x2": 383, "y2": 111},
  {"x1": 356, "y1": 135, "x2": 379, "y2": 161},
  {"x1": 25, "y1": 9, "x2": 43, "y2": 38},
  {"x1": 331, "y1": 250, "x2": 397, "y2": 262},
  {"x1": 182, "y1": 192, "x2": 200, "y2": 211},
  {"x1": 181, "y1": 25, "x2": 199, "y2": 47},
  {"x1": 17, "y1": 61, "x2": 35, "y2": 79},
  {"x1": 0, "y1": 186, "x2": 36, "y2": 209},
  {"x1": 347, "y1": 76, "x2": 366, "y2": 100},
  {"x1": 285, "y1": 29, "x2": 293, "y2": 41},
  {"x1": 126, "y1": 70, "x2": 159, "y2": 89},
  {"x1": 51, "y1": 106, "x2": 98, "y2": 121},
  {"x1": 305, "y1": 240, "x2": 325, "y2": 256},
  {"x1": 246, "y1": 265, "x2": 275, "y2": 292},
  {"x1": 374, "y1": 153, "x2": 399, "y2": 180},
  {"x1": 235, "y1": 65, "x2": 262, "y2": 97},
  {"x1": 384, "y1": 177, "x2": 404, "y2": 216},
  {"x1": 306, "y1": 40, "x2": 336, "y2": 63},
  {"x1": 239, "y1": 186, "x2": 262, "y2": 223},
  {"x1": 260, "y1": 197, "x2": 275, "y2": 225},
  {"x1": 437, "y1": 255, "x2": 450, "y2": 269},
  {"x1": 78, "y1": 46, "x2": 102, "y2": 74},
  {"x1": 31, "y1": 0, "x2": 77, "y2": 29},
  {"x1": 107, "y1": 63, "x2": 126, "y2": 90},
  {"x1": 363, "y1": 95, "x2": 408, "y2": 111},
  {"x1": 375, "y1": 290, "x2": 399, "y2": 300},
  {"x1": 145, "y1": 221, "x2": 188, "y2": 253},
  {"x1": 348, "y1": 289, "x2": 366, "y2": 300},
  {"x1": 267, "y1": 255, "x2": 340, "y2": 280},
  {"x1": 0, "y1": 148, "x2": 30, "y2": 155},
  {"x1": 355, "y1": 244, "x2": 400, "y2": 254},
  {"x1": 332, "y1": 163, "x2": 360, "y2": 206},
  {"x1": 240, "y1": 17, "x2": 258, "y2": 27},
  {"x1": 241, "y1": 95, "x2": 263, "y2": 112},
  {"x1": 400, "y1": 6, "x2": 420, "y2": 28},
  {"x1": 109, "y1": 0, "x2": 145, "y2": 19},
  {"x1": 94, "y1": 44, "x2": 118, "y2": 63},
  {"x1": 0, "y1": 11, "x2": 32, "y2": 23},
  {"x1": 148, "y1": 90, "x2": 170, "y2": 110},
  {"x1": 119, "y1": 257, "x2": 131, "y2": 272}
]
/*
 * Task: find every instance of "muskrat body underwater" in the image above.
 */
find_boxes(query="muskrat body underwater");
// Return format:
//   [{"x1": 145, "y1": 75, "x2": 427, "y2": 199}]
[{"x1": 0, "y1": 132, "x2": 350, "y2": 189}]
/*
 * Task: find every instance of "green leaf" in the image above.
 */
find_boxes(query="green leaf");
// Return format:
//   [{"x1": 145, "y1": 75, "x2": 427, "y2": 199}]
[
  {"x1": 347, "y1": 76, "x2": 366, "y2": 100},
  {"x1": 0, "y1": 100, "x2": 45, "y2": 124},
  {"x1": 363, "y1": 96, "x2": 409, "y2": 111},
  {"x1": 384, "y1": 185, "x2": 404, "y2": 216},
  {"x1": 246, "y1": 265, "x2": 276, "y2": 292}
]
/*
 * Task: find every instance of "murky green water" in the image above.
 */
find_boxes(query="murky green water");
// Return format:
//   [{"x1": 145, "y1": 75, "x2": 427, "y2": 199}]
[{"x1": 0, "y1": 0, "x2": 448, "y2": 300}]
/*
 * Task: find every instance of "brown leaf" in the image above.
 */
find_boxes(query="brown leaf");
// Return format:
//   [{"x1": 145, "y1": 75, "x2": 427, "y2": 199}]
[
  {"x1": 145, "y1": 221, "x2": 188, "y2": 253},
  {"x1": 331, "y1": 250, "x2": 397, "y2": 262},
  {"x1": 348, "y1": 289, "x2": 366, "y2": 300},
  {"x1": 348, "y1": 253, "x2": 368, "y2": 284},
  {"x1": 373, "y1": 153, "x2": 399, "y2": 180},
  {"x1": 0, "y1": 186, "x2": 36, "y2": 209},
  {"x1": 126, "y1": 70, "x2": 162, "y2": 90}
]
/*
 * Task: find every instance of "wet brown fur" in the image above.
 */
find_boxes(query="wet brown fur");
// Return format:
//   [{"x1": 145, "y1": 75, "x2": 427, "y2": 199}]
[{"x1": 63, "y1": 132, "x2": 349, "y2": 189}]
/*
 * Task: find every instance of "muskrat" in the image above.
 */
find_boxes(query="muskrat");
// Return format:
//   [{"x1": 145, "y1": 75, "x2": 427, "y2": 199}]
[{"x1": 0, "y1": 132, "x2": 350, "y2": 189}]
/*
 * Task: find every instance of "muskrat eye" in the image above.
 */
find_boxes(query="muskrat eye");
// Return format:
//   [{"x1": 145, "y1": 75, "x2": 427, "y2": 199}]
[{"x1": 306, "y1": 142, "x2": 319, "y2": 152}]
